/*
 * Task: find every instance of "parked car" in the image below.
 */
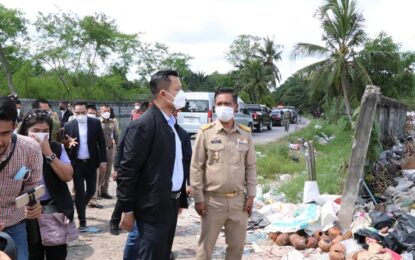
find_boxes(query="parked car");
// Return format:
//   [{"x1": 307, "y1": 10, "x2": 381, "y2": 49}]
[
  {"x1": 245, "y1": 104, "x2": 272, "y2": 132},
  {"x1": 177, "y1": 92, "x2": 254, "y2": 135},
  {"x1": 270, "y1": 108, "x2": 284, "y2": 126}
]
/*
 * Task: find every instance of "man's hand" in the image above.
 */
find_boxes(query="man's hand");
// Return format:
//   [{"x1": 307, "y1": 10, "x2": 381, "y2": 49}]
[
  {"x1": 186, "y1": 186, "x2": 193, "y2": 197},
  {"x1": 64, "y1": 134, "x2": 78, "y2": 149},
  {"x1": 195, "y1": 201, "x2": 207, "y2": 217},
  {"x1": 99, "y1": 163, "x2": 107, "y2": 173},
  {"x1": 25, "y1": 201, "x2": 42, "y2": 219},
  {"x1": 112, "y1": 171, "x2": 118, "y2": 181},
  {"x1": 244, "y1": 197, "x2": 254, "y2": 217},
  {"x1": 119, "y1": 212, "x2": 135, "y2": 231}
]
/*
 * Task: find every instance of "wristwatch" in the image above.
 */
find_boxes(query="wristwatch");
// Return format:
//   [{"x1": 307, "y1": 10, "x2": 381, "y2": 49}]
[{"x1": 45, "y1": 153, "x2": 57, "y2": 164}]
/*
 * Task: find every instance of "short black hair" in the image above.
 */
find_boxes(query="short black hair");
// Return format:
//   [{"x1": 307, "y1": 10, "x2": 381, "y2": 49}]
[
  {"x1": 0, "y1": 96, "x2": 17, "y2": 123},
  {"x1": 73, "y1": 101, "x2": 87, "y2": 108},
  {"x1": 86, "y1": 104, "x2": 97, "y2": 111},
  {"x1": 15, "y1": 99, "x2": 21, "y2": 105},
  {"x1": 214, "y1": 88, "x2": 238, "y2": 104},
  {"x1": 32, "y1": 98, "x2": 50, "y2": 109},
  {"x1": 149, "y1": 70, "x2": 179, "y2": 96}
]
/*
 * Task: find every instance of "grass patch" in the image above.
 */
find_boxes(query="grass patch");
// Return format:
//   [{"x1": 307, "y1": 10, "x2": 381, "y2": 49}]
[{"x1": 255, "y1": 118, "x2": 352, "y2": 202}]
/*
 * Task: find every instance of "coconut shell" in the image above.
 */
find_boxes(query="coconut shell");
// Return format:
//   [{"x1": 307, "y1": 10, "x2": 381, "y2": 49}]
[
  {"x1": 332, "y1": 235, "x2": 344, "y2": 244},
  {"x1": 289, "y1": 234, "x2": 306, "y2": 250},
  {"x1": 268, "y1": 232, "x2": 280, "y2": 241},
  {"x1": 318, "y1": 238, "x2": 332, "y2": 252},
  {"x1": 313, "y1": 231, "x2": 323, "y2": 240},
  {"x1": 306, "y1": 237, "x2": 318, "y2": 248},
  {"x1": 328, "y1": 226, "x2": 342, "y2": 239},
  {"x1": 329, "y1": 243, "x2": 345, "y2": 260},
  {"x1": 275, "y1": 233, "x2": 290, "y2": 246}
]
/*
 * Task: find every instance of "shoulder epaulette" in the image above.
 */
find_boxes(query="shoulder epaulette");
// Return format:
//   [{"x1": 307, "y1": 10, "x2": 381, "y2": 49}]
[
  {"x1": 200, "y1": 122, "x2": 214, "y2": 131},
  {"x1": 238, "y1": 124, "x2": 251, "y2": 132}
]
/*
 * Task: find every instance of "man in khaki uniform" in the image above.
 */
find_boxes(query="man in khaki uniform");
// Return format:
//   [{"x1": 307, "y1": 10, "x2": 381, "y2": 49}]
[
  {"x1": 98, "y1": 104, "x2": 119, "y2": 199},
  {"x1": 191, "y1": 88, "x2": 257, "y2": 260}
]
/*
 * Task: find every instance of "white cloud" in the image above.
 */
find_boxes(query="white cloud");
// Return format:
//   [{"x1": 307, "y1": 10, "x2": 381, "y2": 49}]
[{"x1": 2, "y1": 0, "x2": 414, "y2": 83}]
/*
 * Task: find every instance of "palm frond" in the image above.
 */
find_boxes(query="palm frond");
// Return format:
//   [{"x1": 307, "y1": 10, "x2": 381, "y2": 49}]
[{"x1": 291, "y1": 43, "x2": 330, "y2": 59}]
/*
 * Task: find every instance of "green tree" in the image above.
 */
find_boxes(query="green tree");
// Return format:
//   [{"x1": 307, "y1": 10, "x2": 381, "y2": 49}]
[
  {"x1": 357, "y1": 32, "x2": 415, "y2": 98},
  {"x1": 238, "y1": 59, "x2": 273, "y2": 103},
  {"x1": 292, "y1": 0, "x2": 370, "y2": 121},
  {"x1": 0, "y1": 4, "x2": 27, "y2": 95},
  {"x1": 226, "y1": 34, "x2": 261, "y2": 68},
  {"x1": 256, "y1": 37, "x2": 283, "y2": 88},
  {"x1": 33, "y1": 11, "x2": 141, "y2": 99}
]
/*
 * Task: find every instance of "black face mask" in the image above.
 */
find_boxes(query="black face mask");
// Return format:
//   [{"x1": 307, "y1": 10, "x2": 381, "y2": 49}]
[{"x1": 59, "y1": 106, "x2": 65, "y2": 111}]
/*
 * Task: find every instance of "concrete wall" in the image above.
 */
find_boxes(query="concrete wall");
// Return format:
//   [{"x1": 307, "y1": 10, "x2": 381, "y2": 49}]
[{"x1": 376, "y1": 96, "x2": 407, "y2": 143}]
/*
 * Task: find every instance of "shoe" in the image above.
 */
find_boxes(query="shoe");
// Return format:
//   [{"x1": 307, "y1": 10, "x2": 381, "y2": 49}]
[
  {"x1": 109, "y1": 222, "x2": 120, "y2": 236},
  {"x1": 88, "y1": 203, "x2": 104, "y2": 209},
  {"x1": 79, "y1": 226, "x2": 88, "y2": 232},
  {"x1": 100, "y1": 194, "x2": 113, "y2": 199},
  {"x1": 79, "y1": 221, "x2": 87, "y2": 232}
]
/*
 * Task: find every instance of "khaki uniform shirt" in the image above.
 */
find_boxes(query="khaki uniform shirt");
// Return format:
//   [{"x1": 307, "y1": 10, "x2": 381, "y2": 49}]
[
  {"x1": 191, "y1": 120, "x2": 257, "y2": 203},
  {"x1": 100, "y1": 118, "x2": 119, "y2": 148}
]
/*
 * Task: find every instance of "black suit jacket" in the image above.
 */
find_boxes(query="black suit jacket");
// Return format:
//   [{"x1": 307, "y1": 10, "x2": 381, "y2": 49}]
[
  {"x1": 60, "y1": 110, "x2": 73, "y2": 127},
  {"x1": 64, "y1": 117, "x2": 107, "y2": 168},
  {"x1": 117, "y1": 105, "x2": 191, "y2": 223}
]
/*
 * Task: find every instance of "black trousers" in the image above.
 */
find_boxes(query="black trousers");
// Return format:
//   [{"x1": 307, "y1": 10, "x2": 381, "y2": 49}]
[
  {"x1": 138, "y1": 199, "x2": 179, "y2": 260},
  {"x1": 110, "y1": 199, "x2": 123, "y2": 226},
  {"x1": 73, "y1": 160, "x2": 97, "y2": 224}
]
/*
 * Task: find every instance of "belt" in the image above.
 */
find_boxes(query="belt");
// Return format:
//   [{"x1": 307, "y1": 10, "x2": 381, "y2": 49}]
[
  {"x1": 205, "y1": 190, "x2": 241, "y2": 198},
  {"x1": 77, "y1": 159, "x2": 90, "y2": 163},
  {"x1": 106, "y1": 147, "x2": 113, "y2": 150},
  {"x1": 171, "y1": 191, "x2": 181, "y2": 199}
]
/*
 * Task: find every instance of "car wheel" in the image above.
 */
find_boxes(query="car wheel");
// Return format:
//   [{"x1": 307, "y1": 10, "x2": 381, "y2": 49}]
[
  {"x1": 267, "y1": 120, "x2": 272, "y2": 130},
  {"x1": 249, "y1": 123, "x2": 254, "y2": 132},
  {"x1": 257, "y1": 121, "x2": 263, "y2": 132}
]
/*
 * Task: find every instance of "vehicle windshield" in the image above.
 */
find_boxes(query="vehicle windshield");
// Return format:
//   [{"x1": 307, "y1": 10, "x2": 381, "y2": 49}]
[
  {"x1": 181, "y1": 100, "x2": 209, "y2": 112},
  {"x1": 271, "y1": 109, "x2": 282, "y2": 113},
  {"x1": 247, "y1": 107, "x2": 261, "y2": 112}
]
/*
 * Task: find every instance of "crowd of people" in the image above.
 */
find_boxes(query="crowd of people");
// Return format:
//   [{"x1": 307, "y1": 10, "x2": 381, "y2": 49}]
[{"x1": 0, "y1": 69, "x2": 258, "y2": 260}]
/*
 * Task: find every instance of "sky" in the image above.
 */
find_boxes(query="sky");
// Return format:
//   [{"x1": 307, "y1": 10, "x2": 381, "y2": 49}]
[{"x1": 2, "y1": 0, "x2": 415, "y2": 84}]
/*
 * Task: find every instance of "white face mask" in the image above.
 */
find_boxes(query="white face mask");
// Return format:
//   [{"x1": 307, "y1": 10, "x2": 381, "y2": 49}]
[
  {"x1": 87, "y1": 113, "x2": 96, "y2": 118},
  {"x1": 17, "y1": 109, "x2": 21, "y2": 116},
  {"x1": 76, "y1": 114, "x2": 87, "y2": 124},
  {"x1": 165, "y1": 90, "x2": 186, "y2": 110},
  {"x1": 102, "y1": 112, "x2": 111, "y2": 119},
  {"x1": 29, "y1": 132, "x2": 49, "y2": 142},
  {"x1": 134, "y1": 106, "x2": 140, "y2": 110},
  {"x1": 216, "y1": 106, "x2": 234, "y2": 122}
]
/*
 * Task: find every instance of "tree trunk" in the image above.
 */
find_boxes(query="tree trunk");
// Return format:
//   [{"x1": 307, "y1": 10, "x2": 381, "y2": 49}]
[
  {"x1": 0, "y1": 44, "x2": 18, "y2": 95},
  {"x1": 341, "y1": 72, "x2": 353, "y2": 123}
]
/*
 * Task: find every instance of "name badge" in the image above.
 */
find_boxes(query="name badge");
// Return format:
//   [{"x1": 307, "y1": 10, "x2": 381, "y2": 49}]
[
  {"x1": 237, "y1": 138, "x2": 248, "y2": 145},
  {"x1": 211, "y1": 138, "x2": 222, "y2": 144}
]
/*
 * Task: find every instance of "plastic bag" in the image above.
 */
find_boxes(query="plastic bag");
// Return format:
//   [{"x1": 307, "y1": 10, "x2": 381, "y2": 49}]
[
  {"x1": 370, "y1": 211, "x2": 395, "y2": 230},
  {"x1": 389, "y1": 213, "x2": 415, "y2": 254}
]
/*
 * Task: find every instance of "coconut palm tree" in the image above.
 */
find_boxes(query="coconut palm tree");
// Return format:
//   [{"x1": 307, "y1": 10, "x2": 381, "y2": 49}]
[
  {"x1": 292, "y1": 0, "x2": 371, "y2": 121},
  {"x1": 256, "y1": 37, "x2": 283, "y2": 88},
  {"x1": 239, "y1": 59, "x2": 273, "y2": 103}
]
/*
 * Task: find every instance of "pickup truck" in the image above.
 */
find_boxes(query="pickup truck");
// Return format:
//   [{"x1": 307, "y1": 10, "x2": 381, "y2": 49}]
[{"x1": 245, "y1": 104, "x2": 272, "y2": 132}]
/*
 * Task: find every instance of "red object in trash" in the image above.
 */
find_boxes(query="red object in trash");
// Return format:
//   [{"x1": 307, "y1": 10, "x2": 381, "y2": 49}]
[
  {"x1": 384, "y1": 248, "x2": 402, "y2": 260},
  {"x1": 334, "y1": 197, "x2": 341, "y2": 205}
]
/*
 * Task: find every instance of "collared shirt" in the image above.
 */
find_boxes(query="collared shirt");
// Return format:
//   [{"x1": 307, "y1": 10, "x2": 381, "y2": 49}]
[
  {"x1": 190, "y1": 119, "x2": 257, "y2": 203},
  {"x1": 77, "y1": 120, "x2": 90, "y2": 159},
  {"x1": 0, "y1": 135, "x2": 43, "y2": 227},
  {"x1": 100, "y1": 118, "x2": 119, "y2": 148},
  {"x1": 161, "y1": 111, "x2": 184, "y2": 192}
]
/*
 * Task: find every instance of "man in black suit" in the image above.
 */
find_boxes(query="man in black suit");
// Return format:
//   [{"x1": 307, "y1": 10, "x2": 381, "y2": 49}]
[
  {"x1": 117, "y1": 70, "x2": 189, "y2": 260},
  {"x1": 59, "y1": 101, "x2": 73, "y2": 127},
  {"x1": 64, "y1": 101, "x2": 107, "y2": 230}
]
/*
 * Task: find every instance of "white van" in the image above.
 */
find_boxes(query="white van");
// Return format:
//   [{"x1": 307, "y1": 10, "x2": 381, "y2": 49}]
[
  {"x1": 176, "y1": 92, "x2": 215, "y2": 135},
  {"x1": 177, "y1": 92, "x2": 253, "y2": 135}
]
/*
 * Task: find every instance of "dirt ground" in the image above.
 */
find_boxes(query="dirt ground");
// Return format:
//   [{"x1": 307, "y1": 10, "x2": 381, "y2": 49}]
[{"x1": 66, "y1": 179, "x2": 261, "y2": 260}]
